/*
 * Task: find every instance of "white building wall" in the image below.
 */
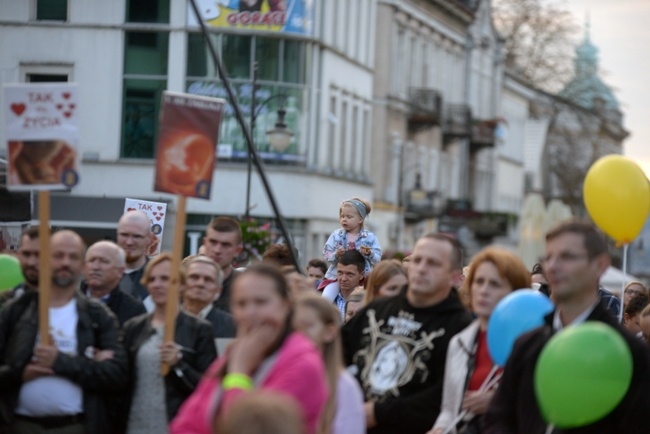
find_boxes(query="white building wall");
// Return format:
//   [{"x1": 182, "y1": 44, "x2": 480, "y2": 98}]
[{"x1": 0, "y1": 0, "x2": 379, "y2": 264}]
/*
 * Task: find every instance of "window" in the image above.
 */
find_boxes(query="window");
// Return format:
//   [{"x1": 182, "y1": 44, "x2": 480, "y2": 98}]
[
  {"x1": 255, "y1": 38, "x2": 280, "y2": 81},
  {"x1": 185, "y1": 34, "x2": 309, "y2": 163},
  {"x1": 121, "y1": 31, "x2": 169, "y2": 159},
  {"x1": 222, "y1": 35, "x2": 252, "y2": 80},
  {"x1": 27, "y1": 74, "x2": 68, "y2": 83},
  {"x1": 126, "y1": 0, "x2": 170, "y2": 23},
  {"x1": 36, "y1": 0, "x2": 67, "y2": 21}
]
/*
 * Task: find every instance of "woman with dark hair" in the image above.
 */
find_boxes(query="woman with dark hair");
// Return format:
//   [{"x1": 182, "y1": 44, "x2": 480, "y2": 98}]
[
  {"x1": 121, "y1": 253, "x2": 216, "y2": 434},
  {"x1": 170, "y1": 264, "x2": 328, "y2": 434},
  {"x1": 530, "y1": 263, "x2": 550, "y2": 297},
  {"x1": 429, "y1": 247, "x2": 531, "y2": 434}
]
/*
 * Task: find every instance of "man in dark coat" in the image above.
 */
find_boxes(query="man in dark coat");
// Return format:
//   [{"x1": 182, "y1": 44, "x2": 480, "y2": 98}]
[
  {"x1": 181, "y1": 255, "x2": 236, "y2": 340},
  {"x1": 0, "y1": 230, "x2": 127, "y2": 434},
  {"x1": 84, "y1": 240, "x2": 146, "y2": 325},
  {"x1": 484, "y1": 219, "x2": 650, "y2": 434},
  {"x1": 343, "y1": 234, "x2": 472, "y2": 434}
]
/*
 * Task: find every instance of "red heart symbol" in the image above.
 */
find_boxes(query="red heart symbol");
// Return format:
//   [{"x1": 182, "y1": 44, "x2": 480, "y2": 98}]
[
  {"x1": 56, "y1": 104, "x2": 63, "y2": 110},
  {"x1": 10, "y1": 103, "x2": 26, "y2": 116},
  {"x1": 69, "y1": 103, "x2": 75, "y2": 110},
  {"x1": 155, "y1": 216, "x2": 161, "y2": 221},
  {"x1": 152, "y1": 212, "x2": 157, "y2": 216},
  {"x1": 62, "y1": 92, "x2": 71, "y2": 100},
  {"x1": 63, "y1": 111, "x2": 72, "y2": 118},
  {"x1": 127, "y1": 207, "x2": 136, "y2": 211},
  {"x1": 159, "y1": 213, "x2": 164, "y2": 218},
  {"x1": 157, "y1": 206, "x2": 163, "y2": 210}
]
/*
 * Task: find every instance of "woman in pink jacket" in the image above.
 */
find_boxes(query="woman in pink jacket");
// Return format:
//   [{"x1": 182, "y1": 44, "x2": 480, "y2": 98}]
[{"x1": 170, "y1": 264, "x2": 328, "y2": 434}]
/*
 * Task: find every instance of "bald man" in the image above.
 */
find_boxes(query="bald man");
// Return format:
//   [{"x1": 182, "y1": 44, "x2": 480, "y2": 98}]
[
  {"x1": 117, "y1": 210, "x2": 155, "y2": 303},
  {"x1": 0, "y1": 230, "x2": 127, "y2": 434},
  {"x1": 84, "y1": 241, "x2": 146, "y2": 325}
]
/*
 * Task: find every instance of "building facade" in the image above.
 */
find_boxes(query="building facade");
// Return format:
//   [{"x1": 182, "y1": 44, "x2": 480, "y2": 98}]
[{"x1": 0, "y1": 0, "x2": 378, "y2": 263}]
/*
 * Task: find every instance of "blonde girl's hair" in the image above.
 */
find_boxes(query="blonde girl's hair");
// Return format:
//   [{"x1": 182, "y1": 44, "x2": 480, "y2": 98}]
[
  {"x1": 339, "y1": 197, "x2": 372, "y2": 228},
  {"x1": 294, "y1": 293, "x2": 344, "y2": 434}
]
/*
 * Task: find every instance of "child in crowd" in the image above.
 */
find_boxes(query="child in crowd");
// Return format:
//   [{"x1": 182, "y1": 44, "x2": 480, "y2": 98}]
[{"x1": 321, "y1": 198, "x2": 381, "y2": 301}]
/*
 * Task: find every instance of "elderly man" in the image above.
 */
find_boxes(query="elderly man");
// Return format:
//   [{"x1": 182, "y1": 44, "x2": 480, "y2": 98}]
[
  {"x1": 117, "y1": 210, "x2": 154, "y2": 303},
  {"x1": 84, "y1": 241, "x2": 146, "y2": 325},
  {"x1": 0, "y1": 227, "x2": 39, "y2": 309},
  {"x1": 343, "y1": 234, "x2": 472, "y2": 434},
  {"x1": 0, "y1": 230, "x2": 127, "y2": 434},
  {"x1": 202, "y1": 217, "x2": 243, "y2": 313},
  {"x1": 181, "y1": 256, "x2": 236, "y2": 339}
]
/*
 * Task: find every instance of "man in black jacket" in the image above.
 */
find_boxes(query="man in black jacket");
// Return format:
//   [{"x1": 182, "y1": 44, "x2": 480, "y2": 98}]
[
  {"x1": 0, "y1": 226, "x2": 39, "y2": 310},
  {"x1": 0, "y1": 230, "x2": 127, "y2": 434},
  {"x1": 484, "y1": 219, "x2": 650, "y2": 434},
  {"x1": 181, "y1": 255, "x2": 236, "y2": 339},
  {"x1": 85, "y1": 240, "x2": 146, "y2": 325},
  {"x1": 117, "y1": 210, "x2": 154, "y2": 303},
  {"x1": 343, "y1": 233, "x2": 472, "y2": 434}
]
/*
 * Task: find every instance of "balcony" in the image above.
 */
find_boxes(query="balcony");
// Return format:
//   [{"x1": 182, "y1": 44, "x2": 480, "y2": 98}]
[
  {"x1": 470, "y1": 119, "x2": 498, "y2": 151},
  {"x1": 439, "y1": 199, "x2": 511, "y2": 239},
  {"x1": 404, "y1": 189, "x2": 444, "y2": 222},
  {"x1": 443, "y1": 104, "x2": 472, "y2": 142},
  {"x1": 408, "y1": 88, "x2": 442, "y2": 131}
]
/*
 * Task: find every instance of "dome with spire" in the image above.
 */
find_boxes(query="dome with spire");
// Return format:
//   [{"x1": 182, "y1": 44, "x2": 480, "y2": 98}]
[{"x1": 560, "y1": 18, "x2": 620, "y2": 113}]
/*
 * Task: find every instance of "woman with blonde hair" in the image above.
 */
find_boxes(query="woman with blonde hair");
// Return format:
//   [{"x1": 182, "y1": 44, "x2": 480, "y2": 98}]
[
  {"x1": 293, "y1": 293, "x2": 365, "y2": 434},
  {"x1": 363, "y1": 259, "x2": 408, "y2": 305},
  {"x1": 121, "y1": 253, "x2": 217, "y2": 434},
  {"x1": 429, "y1": 247, "x2": 530, "y2": 434}
]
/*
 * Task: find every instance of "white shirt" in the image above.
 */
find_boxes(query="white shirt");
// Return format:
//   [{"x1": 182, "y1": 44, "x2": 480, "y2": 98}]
[
  {"x1": 15, "y1": 299, "x2": 83, "y2": 416},
  {"x1": 552, "y1": 301, "x2": 600, "y2": 331}
]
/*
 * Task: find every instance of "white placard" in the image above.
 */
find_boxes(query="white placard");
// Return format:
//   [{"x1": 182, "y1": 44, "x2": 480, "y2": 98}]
[{"x1": 3, "y1": 83, "x2": 80, "y2": 191}]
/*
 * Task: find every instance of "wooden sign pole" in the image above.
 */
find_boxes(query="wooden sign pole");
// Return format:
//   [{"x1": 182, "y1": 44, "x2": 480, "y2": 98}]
[
  {"x1": 161, "y1": 195, "x2": 187, "y2": 375},
  {"x1": 38, "y1": 191, "x2": 51, "y2": 345}
]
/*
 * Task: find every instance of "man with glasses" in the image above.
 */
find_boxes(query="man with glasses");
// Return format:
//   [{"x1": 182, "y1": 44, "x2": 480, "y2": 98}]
[
  {"x1": 116, "y1": 210, "x2": 154, "y2": 306},
  {"x1": 484, "y1": 219, "x2": 650, "y2": 434}
]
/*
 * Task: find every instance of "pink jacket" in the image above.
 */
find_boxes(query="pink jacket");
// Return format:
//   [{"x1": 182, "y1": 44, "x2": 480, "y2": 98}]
[{"x1": 170, "y1": 332, "x2": 328, "y2": 434}]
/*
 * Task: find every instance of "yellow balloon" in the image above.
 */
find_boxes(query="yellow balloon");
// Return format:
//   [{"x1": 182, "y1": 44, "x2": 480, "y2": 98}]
[{"x1": 583, "y1": 155, "x2": 650, "y2": 245}]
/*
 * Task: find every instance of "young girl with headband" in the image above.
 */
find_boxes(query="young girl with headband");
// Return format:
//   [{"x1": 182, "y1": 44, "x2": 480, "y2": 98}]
[{"x1": 321, "y1": 198, "x2": 382, "y2": 302}]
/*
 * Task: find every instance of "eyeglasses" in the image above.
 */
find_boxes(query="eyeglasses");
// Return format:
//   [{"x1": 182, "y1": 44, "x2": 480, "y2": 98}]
[
  {"x1": 543, "y1": 253, "x2": 589, "y2": 267},
  {"x1": 625, "y1": 289, "x2": 644, "y2": 297}
]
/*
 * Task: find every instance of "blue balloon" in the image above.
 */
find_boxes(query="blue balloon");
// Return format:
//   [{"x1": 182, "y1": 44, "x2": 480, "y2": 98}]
[{"x1": 487, "y1": 290, "x2": 554, "y2": 366}]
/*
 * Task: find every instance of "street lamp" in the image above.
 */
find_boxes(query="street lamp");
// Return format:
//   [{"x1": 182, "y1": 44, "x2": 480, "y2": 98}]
[{"x1": 244, "y1": 63, "x2": 293, "y2": 217}]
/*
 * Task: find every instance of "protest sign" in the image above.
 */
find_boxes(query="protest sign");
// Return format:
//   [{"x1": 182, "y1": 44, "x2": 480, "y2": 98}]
[
  {"x1": 153, "y1": 91, "x2": 225, "y2": 199},
  {"x1": 3, "y1": 83, "x2": 79, "y2": 190}
]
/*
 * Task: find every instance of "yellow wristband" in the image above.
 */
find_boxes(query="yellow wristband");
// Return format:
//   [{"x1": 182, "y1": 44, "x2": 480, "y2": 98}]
[{"x1": 222, "y1": 373, "x2": 253, "y2": 391}]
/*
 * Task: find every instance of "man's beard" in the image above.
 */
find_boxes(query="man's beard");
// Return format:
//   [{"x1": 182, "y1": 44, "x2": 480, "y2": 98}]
[
  {"x1": 52, "y1": 269, "x2": 78, "y2": 288},
  {"x1": 22, "y1": 267, "x2": 39, "y2": 286}
]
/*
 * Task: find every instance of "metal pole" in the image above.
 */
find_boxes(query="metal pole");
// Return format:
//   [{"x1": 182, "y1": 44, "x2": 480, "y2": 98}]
[
  {"x1": 245, "y1": 62, "x2": 258, "y2": 218},
  {"x1": 188, "y1": 0, "x2": 301, "y2": 272}
]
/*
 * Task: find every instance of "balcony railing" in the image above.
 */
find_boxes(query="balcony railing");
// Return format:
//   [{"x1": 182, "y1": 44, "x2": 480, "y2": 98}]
[
  {"x1": 408, "y1": 88, "x2": 442, "y2": 129},
  {"x1": 443, "y1": 104, "x2": 472, "y2": 139},
  {"x1": 470, "y1": 119, "x2": 497, "y2": 150},
  {"x1": 404, "y1": 189, "x2": 443, "y2": 222}
]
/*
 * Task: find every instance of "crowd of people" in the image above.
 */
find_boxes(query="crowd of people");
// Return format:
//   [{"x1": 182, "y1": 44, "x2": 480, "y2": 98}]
[{"x1": 1, "y1": 198, "x2": 650, "y2": 434}]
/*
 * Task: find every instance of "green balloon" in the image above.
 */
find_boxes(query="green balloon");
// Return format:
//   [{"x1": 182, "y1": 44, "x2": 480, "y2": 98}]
[
  {"x1": 0, "y1": 254, "x2": 24, "y2": 292},
  {"x1": 534, "y1": 321, "x2": 632, "y2": 428}
]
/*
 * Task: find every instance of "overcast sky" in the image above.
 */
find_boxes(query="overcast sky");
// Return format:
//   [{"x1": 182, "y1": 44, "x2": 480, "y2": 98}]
[{"x1": 563, "y1": 0, "x2": 650, "y2": 176}]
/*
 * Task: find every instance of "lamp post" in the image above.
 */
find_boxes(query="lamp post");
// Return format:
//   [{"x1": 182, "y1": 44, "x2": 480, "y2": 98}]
[{"x1": 244, "y1": 66, "x2": 294, "y2": 217}]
